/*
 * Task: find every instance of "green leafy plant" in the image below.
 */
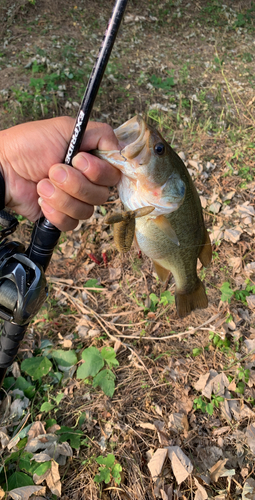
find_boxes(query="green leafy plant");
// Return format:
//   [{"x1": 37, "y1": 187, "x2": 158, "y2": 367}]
[
  {"x1": 220, "y1": 279, "x2": 255, "y2": 306},
  {"x1": 209, "y1": 332, "x2": 231, "y2": 352},
  {"x1": 94, "y1": 454, "x2": 122, "y2": 485},
  {"x1": 193, "y1": 394, "x2": 224, "y2": 416},
  {"x1": 77, "y1": 346, "x2": 119, "y2": 397},
  {"x1": 84, "y1": 278, "x2": 104, "y2": 293},
  {"x1": 149, "y1": 71, "x2": 175, "y2": 92},
  {"x1": 56, "y1": 426, "x2": 84, "y2": 449},
  {"x1": 192, "y1": 347, "x2": 203, "y2": 357},
  {"x1": 220, "y1": 282, "x2": 234, "y2": 303}
]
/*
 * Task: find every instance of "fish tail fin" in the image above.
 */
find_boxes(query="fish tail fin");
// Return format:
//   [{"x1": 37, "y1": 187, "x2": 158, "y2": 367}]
[
  {"x1": 175, "y1": 279, "x2": 208, "y2": 318},
  {"x1": 199, "y1": 228, "x2": 212, "y2": 267}
]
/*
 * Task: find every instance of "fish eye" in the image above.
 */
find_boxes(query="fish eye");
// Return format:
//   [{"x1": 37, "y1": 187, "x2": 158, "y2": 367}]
[{"x1": 154, "y1": 143, "x2": 165, "y2": 156}]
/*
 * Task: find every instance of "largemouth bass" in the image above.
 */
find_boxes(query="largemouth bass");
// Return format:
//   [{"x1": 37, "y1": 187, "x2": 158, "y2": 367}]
[{"x1": 94, "y1": 116, "x2": 212, "y2": 317}]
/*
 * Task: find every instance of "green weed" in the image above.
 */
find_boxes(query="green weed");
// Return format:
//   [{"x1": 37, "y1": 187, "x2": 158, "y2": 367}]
[
  {"x1": 94, "y1": 454, "x2": 122, "y2": 486},
  {"x1": 76, "y1": 346, "x2": 119, "y2": 397},
  {"x1": 209, "y1": 331, "x2": 231, "y2": 352},
  {"x1": 220, "y1": 279, "x2": 255, "y2": 306},
  {"x1": 193, "y1": 394, "x2": 224, "y2": 416},
  {"x1": 149, "y1": 71, "x2": 175, "y2": 92}
]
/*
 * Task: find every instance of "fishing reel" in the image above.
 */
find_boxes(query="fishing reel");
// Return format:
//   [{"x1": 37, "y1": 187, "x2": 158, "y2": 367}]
[{"x1": 0, "y1": 211, "x2": 48, "y2": 326}]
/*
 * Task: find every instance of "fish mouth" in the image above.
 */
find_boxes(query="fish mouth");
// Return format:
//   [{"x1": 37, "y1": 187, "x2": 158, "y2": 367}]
[{"x1": 92, "y1": 116, "x2": 151, "y2": 177}]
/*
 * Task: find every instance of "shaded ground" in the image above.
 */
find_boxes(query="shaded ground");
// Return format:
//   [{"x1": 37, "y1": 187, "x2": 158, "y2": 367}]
[{"x1": 0, "y1": 0, "x2": 255, "y2": 499}]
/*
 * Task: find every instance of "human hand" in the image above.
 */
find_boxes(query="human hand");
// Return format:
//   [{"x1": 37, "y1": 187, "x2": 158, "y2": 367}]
[{"x1": 0, "y1": 116, "x2": 120, "y2": 231}]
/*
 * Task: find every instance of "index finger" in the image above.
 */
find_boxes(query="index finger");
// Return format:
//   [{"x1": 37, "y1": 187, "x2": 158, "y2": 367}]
[{"x1": 80, "y1": 121, "x2": 119, "y2": 151}]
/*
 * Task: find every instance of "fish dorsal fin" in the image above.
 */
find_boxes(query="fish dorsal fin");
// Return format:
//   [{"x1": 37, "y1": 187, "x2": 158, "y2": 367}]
[
  {"x1": 152, "y1": 260, "x2": 170, "y2": 283},
  {"x1": 152, "y1": 215, "x2": 179, "y2": 246},
  {"x1": 198, "y1": 228, "x2": 212, "y2": 267}
]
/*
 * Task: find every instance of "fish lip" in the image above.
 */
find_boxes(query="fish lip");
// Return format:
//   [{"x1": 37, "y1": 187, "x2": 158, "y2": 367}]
[
  {"x1": 114, "y1": 116, "x2": 151, "y2": 164},
  {"x1": 114, "y1": 115, "x2": 145, "y2": 149}
]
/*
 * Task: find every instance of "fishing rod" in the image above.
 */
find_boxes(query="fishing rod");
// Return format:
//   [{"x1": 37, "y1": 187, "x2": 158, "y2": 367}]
[{"x1": 0, "y1": 0, "x2": 129, "y2": 390}]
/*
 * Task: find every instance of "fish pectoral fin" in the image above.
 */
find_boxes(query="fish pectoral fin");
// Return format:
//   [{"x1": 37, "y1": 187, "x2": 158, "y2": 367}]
[
  {"x1": 198, "y1": 228, "x2": 212, "y2": 267},
  {"x1": 152, "y1": 260, "x2": 170, "y2": 283},
  {"x1": 152, "y1": 215, "x2": 179, "y2": 246},
  {"x1": 175, "y1": 279, "x2": 208, "y2": 318}
]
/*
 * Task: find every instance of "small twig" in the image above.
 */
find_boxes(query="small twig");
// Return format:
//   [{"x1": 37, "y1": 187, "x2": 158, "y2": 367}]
[
  {"x1": 59, "y1": 290, "x2": 156, "y2": 386},
  {"x1": 101, "y1": 307, "x2": 144, "y2": 317},
  {"x1": 110, "y1": 313, "x2": 221, "y2": 340}
]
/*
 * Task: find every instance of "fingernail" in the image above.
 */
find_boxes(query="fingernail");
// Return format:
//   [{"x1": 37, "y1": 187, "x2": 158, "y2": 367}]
[
  {"x1": 38, "y1": 180, "x2": 55, "y2": 197},
  {"x1": 72, "y1": 153, "x2": 89, "y2": 172},
  {"x1": 50, "y1": 166, "x2": 67, "y2": 183},
  {"x1": 38, "y1": 197, "x2": 55, "y2": 214}
]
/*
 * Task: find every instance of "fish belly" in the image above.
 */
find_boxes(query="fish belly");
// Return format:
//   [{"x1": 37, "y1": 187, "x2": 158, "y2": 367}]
[{"x1": 135, "y1": 215, "x2": 208, "y2": 317}]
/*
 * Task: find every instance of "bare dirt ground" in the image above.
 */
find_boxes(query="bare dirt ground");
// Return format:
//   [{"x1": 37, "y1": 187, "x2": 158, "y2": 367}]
[{"x1": 0, "y1": 1, "x2": 255, "y2": 499}]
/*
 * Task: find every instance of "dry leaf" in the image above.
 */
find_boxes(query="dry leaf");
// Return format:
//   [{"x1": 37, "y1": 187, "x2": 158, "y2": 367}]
[
  {"x1": 27, "y1": 422, "x2": 46, "y2": 443},
  {"x1": 12, "y1": 362, "x2": 21, "y2": 379},
  {"x1": 34, "y1": 461, "x2": 61, "y2": 497},
  {"x1": 154, "y1": 421, "x2": 170, "y2": 446},
  {"x1": 200, "y1": 196, "x2": 207, "y2": 209},
  {"x1": 160, "y1": 490, "x2": 168, "y2": 500},
  {"x1": 33, "y1": 452, "x2": 52, "y2": 463},
  {"x1": 10, "y1": 396, "x2": 29, "y2": 420},
  {"x1": 236, "y1": 203, "x2": 255, "y2": 217},
  {"x1": 198, "y1": 446, "x2": 223, "y2": 471},
  {"x1": 211, "y1": 373, "x2": 229, "y2": 397},
  {"x1": 61, "y1": 339, "x2": 73, "y2": 348},
  {"x1": 229, "y1": 257, "x2": 242, "y2": 275},
  {"x1": 153, "y1": 403, "x2": 163, "y2": 416},
  {"x1": 147, "y1": 448, "x2": 168, "y2": 482},
  {"x1": 194, "y1": 477, "x2": 208, "y2": 500},
  {"x1": 246, "y1": 423, "x2": 255, "y2": 455},
  {"x1": 8, "y1": 486, "x2": 46, "y2": 500},
  {"x1": 244, "y1": 338, "x2": 255, "y2": 353},
  {"x1": 25, "y1": 434, "x2": 55, "y2": 453},
  {"x1": 247, "y1": 295, "x2": 255, "y2": 309},
  {"x1": 171, "y1": 452, "x2": 190, "y2": 485},
  {"x1": 46, "y1": 424, "x2": 61, "y2": 434},
  {"x1": 242, "y1": 477, "x2": 255, "y2": 500},
  {"x1": 0, "y1": 428, "x2": 9, "y2": 448},
  {"x1": 208, "y1": 202, "x2": 222, "y2": 214},
  {"x1": 194, "y1": 373, "x2": 211, "y2": 392},
  {"x1": 167, "y1": 446, "x2": 193, "y2": 485},
  {"x1": 0, "y1": 487, "x2": 4, "y2": 500},
  {"x1": 168, "y1": 413, "x2": 189, "y2": 433},
  {"x1": 109, "y1": 267, "x2": 122, "y2": 281},
  {"x1": 138, "y1": 422, "x2": 156, "y2": 431},
  {"x1": 224, "y1": 228, "x2": 242, "y2": 244},
  {"x1": 209, "y1": 459, "x2": 234, "y2": 482}
]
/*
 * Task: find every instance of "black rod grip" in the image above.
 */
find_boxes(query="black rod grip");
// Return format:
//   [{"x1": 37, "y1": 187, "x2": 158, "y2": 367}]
[{"x1": 0, "y1": 322, "x2": 28, "y2": 387}]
